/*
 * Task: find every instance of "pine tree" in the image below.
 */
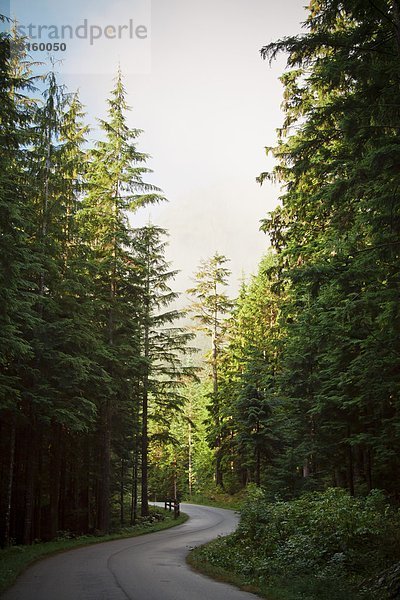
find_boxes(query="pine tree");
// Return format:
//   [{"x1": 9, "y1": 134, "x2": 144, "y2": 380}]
[
  {"x1": 133, "y1": 225, "x2": 196, "y2": 515},
  {"x1": 80, "y1": 69, "x2": 165, "y2": 530},
  {"x1": 214, "y1": 254, "x2": 281, "y2": 490},
  {"x1": 0, "y1": 25, "x2": 37, "y2": 547},
  {"x1": 187, "y1": 253, "x2": 233, "y2": 488},
  {"x1": 258, "y1": 0, "x2": 400, "y2": 496}
]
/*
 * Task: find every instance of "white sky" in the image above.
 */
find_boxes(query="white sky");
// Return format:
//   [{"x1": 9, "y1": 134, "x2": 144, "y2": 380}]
[{"x1": 8, "y1": 0, "x2": 308, "y2": 297}]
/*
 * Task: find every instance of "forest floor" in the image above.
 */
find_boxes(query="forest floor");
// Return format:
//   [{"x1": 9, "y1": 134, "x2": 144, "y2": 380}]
[{"x1": 0, "y1": 507, "x2": 188, "y2": 596}]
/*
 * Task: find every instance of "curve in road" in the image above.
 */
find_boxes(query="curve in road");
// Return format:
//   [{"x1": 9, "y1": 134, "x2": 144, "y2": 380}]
[{"x1": 2, "y1": 503, "x2": 259, "y2": 600}]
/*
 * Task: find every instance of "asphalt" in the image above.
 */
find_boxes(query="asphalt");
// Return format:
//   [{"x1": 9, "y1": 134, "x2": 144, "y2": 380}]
[{"x1": 2, "y1": 503, "x2": 259, "y2": 600}]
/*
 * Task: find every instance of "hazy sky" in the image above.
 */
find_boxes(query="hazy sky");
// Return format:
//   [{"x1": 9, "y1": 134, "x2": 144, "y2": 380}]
[{"x1": 8, "y1": 0, "x2": 308, "y2": 297}]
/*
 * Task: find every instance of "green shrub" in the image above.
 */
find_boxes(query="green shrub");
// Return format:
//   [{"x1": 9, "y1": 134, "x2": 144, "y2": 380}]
[
  {"x1": 234, "y1": 487, "x2": 399, "y2": 576},
  {"x1": 193, "y1": 487, "x2": 400, "y2": 599}
]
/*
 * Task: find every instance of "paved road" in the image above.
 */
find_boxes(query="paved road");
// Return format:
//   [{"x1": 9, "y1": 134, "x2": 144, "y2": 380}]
[{"x1": 2, "y1": 504, "x2": 258, "y2": 600}]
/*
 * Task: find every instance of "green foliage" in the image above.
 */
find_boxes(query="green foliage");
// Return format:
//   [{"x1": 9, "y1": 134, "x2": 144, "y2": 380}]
[
  {"x1": 207, "y1": 253, "x2": 283, "y2": 491},
  {"x1": 187, "y1": 485, "x2": 247, "y2": 510},
  {"x1": 187, "y1": 253, "x2": 233, "y2": 487},
  {"x1": 0, "y1": 29, "x2": 36, "y2": 414},
  {"x1": 148, "y1": 380, "x2": 214, "y2": 500},
  {"x1": 236, "y1": 488, "x2": 398, "y2": 575},
  {"x1": 187, "y1": 252, "x2": 233, "y2": 338},
  {"x1": 250, "y1": 0, "x2": 400, "y2": 498},
  {"x1": 0, "y1": 45, "x2": 194, "y2": 546},
  {"x1": 192, "y1": 488, "x2": 400, "y2": 600},
  {"x1": 133, "y1": 224, "x2": 197, "y2": 515}
]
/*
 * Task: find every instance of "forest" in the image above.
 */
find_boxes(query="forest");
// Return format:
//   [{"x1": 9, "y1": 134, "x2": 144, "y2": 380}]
[{"x1": 1, "y1": 0, "x2": 400, "y2": 598}]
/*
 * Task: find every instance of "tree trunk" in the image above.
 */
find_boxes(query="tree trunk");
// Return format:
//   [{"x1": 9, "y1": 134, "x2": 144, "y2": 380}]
[
  {"x1": 255, "y1": 420, "x2": 261, "y2": 486},
  {"x1": 4, "y1": 416, "x2": 16, "y2": 547},
  {"x1": 34, "y1": 431, "x2": 43, "y2": 541},
  {"x1": 49, "y1": 423, "x2": 62, "y2": 540},
  {"x1": 59, "y1": 442, "x2": 66, "y2": 532},
  {"x1": 130, "y1": 410, "x2": 139, "y2": 525},
  {"x1": 79, "y1": 437, "x2": 91, "y2": 533},
  {"x1": 364, "y1": 447, "x2": 373, "y2": 492},
  {"x1": 120, "y1": 459, "x2": 125, "y2": 527},
  {"x1": 131, "y1": 450, "x2": 138, "y2": 525},
  {"x1": 173, "y1": 459, "x2": 178, "y2": 499},
  {"x1": 98, "y1": 402, "x2": 111, "y2": 532},
  {"x1": 141, "y1": 383, "x2": 149, "y2": 517},
  {"x1": 392, "y1": 1, "x2": 400, "y2": 54},
  {"x1": 188, "y1": 421, "x2": 193, "y2": 497},
  {"x1": 255, "y1": 450, "x2": 261, "y2": 486},
  {"x1": 23, "y1": 425, "x2": 36, "y2": 545},
  {"x1": 141, "y1": 262, "x2": 150, "y2": 518},
  {"x1": 97, "y1": 188, "x2": 118, "y2": 533},
  {"x1": 347, "y1": 425, "x2": 355, "y2": 496},
  {"x1": 212, "y1": 321, "x2": 223, "y2": 488}
]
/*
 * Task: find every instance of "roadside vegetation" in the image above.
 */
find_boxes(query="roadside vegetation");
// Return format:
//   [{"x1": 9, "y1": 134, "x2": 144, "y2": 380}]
[
  {"x1": 188, "y1": 487, "x2": 400, "y2": 600},
  {"x1": 184, "y1": 486, "x2": 246, "y2": 511}
]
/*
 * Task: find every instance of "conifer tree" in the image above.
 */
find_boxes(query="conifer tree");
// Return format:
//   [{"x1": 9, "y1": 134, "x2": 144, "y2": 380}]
[
  {"x1": 134, "y1": 224, "x2": 196, "y2": 515},
  {"x1": 0, "y1": 24, "x2": 37, "y2": 547},
  {"x1": 258, "y1": 0, "x2": 400, "y2": 496},
  {"x1": 187, "y1": 253, "x2": 232, "y2": 487},
  {"x1": 0, "y1": 50, "x2": 196, "y2": 543},
  {"x1": 213, "y1": 254, "x2": 281, "y2": 489},
  {"x1": 80, "y1": 70, "x2": 165, "y2": 530}
]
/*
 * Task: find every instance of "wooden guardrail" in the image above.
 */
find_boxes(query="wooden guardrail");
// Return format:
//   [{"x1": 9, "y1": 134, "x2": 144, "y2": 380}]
[{"x1": 164, "y1": 498, "x2": 180, "y2": 519}]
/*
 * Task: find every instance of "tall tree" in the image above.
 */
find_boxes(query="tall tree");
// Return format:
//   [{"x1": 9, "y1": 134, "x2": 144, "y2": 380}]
[
  {"x1": 187, "y1": 253, "x2": 232, "y2": 487},
  {"x1": 134, "y1": 224, "x2": 196, "y2": 515},
  {"x1": 213, "y1": 254, "x2": 282, "y2": 491},
  {"x1": 258, "y1": 0, "x2": 400, "y2": 497},
  {"x1": 0, "y1": 24, "x2": 36, "y2": 547},
  {"x1": 0, "y1": 49, "x2": 197, "y2": 545},
  {"x1": 81, "y1": 69, "x2": 164, "y2": 531}
]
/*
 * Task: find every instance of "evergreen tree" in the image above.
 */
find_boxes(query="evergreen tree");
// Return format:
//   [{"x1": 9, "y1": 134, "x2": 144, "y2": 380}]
[
  {"x1": 215, "y1": 254, "x2": 281, "y2": 490},
  {"x1": 148, "y1": 381, "x2": 214, "y2": 500},
  {"x1": 133, "y1": 225, "x2": 196, "y2": 515},
  {"x1": 80, "y1": 69, "x2": 165, "y2": 531},
  {"x1": 187, "y1": 253, "x2": 233, "y2": 487},
  {"x1": 0, "y1": 50, "x2": 198, "y2": 545},
  {"x1": 258, "y1": 0, "x2": 400, "y2": 496},
  {"x1": 0, "y1": 25, "x2": 37, "y2": 547}
]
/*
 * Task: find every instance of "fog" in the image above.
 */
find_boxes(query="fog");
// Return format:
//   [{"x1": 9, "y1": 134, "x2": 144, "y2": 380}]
[{"x1": 9, "y1": 0, "x2": 307, "y2": 297}]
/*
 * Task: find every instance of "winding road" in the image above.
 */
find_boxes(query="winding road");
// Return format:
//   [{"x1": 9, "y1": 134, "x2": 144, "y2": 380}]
[{"x1": 2, "y1": 504, "x2": 258, "y2": 600}]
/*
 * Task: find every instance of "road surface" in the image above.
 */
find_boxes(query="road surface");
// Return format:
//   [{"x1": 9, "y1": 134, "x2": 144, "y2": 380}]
[{"x1": 2, "y1": 503, "x2": 258, "y2": 600}]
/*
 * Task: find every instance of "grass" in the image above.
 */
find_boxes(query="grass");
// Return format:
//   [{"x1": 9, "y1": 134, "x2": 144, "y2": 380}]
[
  {"x1": 0, "y1": 508, "x2": 188, "y2": 596},
  {"x1": 184, "y1": 489, "x2": 245, "y2": 511}
]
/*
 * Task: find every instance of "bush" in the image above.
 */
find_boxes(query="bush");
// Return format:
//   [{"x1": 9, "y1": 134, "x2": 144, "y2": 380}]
[
  {"x1": 193, "y1": 487, "x2": 400, "y2": 599},
  {"x1": 235, "y1": 487, "x2": 399, "y2": 576}
]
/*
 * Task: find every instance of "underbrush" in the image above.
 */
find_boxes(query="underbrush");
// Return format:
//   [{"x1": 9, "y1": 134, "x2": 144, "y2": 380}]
[
  {"x1": 189, "y1": 487, "x2": 400, "y2": 600},
  {"x1": 185, "y1": 485, "x2": 247, "y2": 510}
]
